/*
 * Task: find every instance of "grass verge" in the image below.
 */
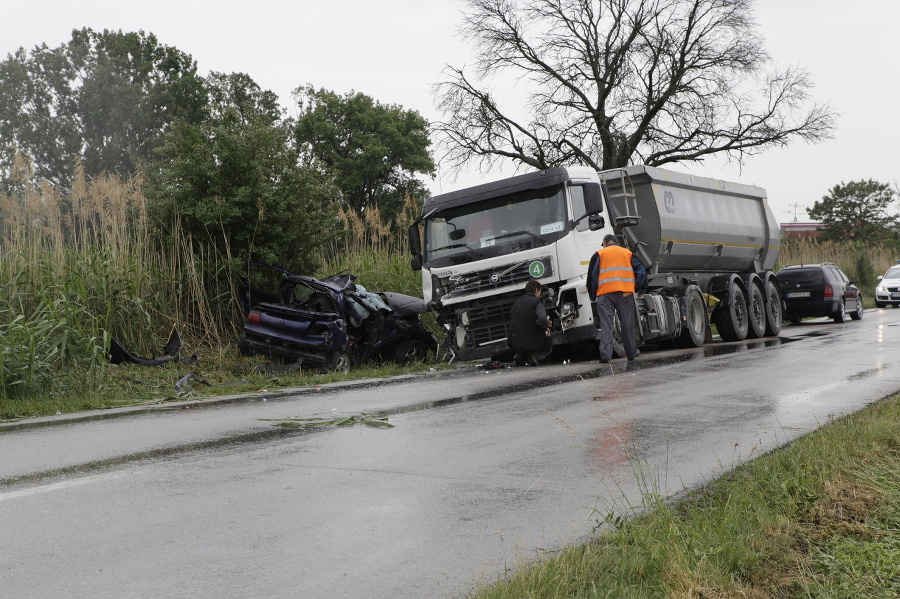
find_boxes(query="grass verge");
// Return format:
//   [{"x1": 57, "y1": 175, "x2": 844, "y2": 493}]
[
  {"x1": 470, "y1": 395, "x2": 900, "y2": 598},
  {"x1": 0, "y1": 345, "x2": 449, "y2": 422}
]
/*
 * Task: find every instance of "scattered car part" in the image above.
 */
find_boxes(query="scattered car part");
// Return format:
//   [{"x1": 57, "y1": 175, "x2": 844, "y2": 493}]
[
  {"x1": 174, "y1": 373, "x2": 210, "y2": 392},
  {"x1": 108, "y1": 327, "x2": 187, "y2": 366}
]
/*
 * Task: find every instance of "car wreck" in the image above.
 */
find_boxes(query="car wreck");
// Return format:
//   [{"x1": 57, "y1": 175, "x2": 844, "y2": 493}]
[{"x1": 239, "y1": 264, "x2": 438, "y2": 373}]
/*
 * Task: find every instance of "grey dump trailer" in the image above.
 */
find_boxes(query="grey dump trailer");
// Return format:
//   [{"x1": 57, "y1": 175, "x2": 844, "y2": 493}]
[
  {"x1": 602, "y1": 165, "x2": 783, "y2": 354},
  {"x1": 408, "y1": 164, "x2": 783, "y2": 361}
]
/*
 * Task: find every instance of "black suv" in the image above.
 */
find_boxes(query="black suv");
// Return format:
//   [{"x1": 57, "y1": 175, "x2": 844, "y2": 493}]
[{"x1": 775, "y1": 263, "x2": 863, "y2": 324}]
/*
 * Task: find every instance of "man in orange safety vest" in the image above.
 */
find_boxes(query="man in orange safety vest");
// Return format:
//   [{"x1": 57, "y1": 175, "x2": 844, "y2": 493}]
[{"x1": 586, "y1": 234, "x2": 647, "y2": 362}]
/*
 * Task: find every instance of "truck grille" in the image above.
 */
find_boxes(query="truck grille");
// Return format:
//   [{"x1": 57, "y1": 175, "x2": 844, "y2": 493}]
[
  {"x1": 443, "y1": 257, "x2": 552, "y2": 299},
  {"x1": 464, "y1": 295, "x2": 518, "y2": 346}
]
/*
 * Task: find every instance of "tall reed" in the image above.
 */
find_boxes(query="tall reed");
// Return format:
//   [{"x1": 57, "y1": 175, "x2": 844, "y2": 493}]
[
  {"x1": 778, "y1": 236, "x2": 899, "y2": 288},
  {"x1": 0, "y1": 157, "x2": 230, "y2": 398},
  {"x1": 0, "y1": 155, "x2": 428, "y2": 398},
  {"x1": 316, "y1": 194, "x2": 423, "y2": 296}
]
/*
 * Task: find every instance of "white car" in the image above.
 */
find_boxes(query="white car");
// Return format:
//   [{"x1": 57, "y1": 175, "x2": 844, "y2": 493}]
[{"x1": 874, "y1": 265, "x2": 900, "y2": 308}]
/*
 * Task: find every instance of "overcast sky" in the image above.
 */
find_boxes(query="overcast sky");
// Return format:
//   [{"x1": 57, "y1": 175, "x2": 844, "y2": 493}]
[{"x1": 2, "y1": 0, "x2": 897, "y2": 224}]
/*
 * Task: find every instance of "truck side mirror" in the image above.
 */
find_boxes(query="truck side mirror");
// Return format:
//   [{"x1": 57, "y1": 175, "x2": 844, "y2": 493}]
[
  {"x1": 588, "y1": 214, "x2": 606, "y2": 231},
  {"x1": 583, "y1": 183, "x2": 604, "y2": 215},
  {"x1": 408, "y1": 223, "x2": 423, "y2": 271},
  {"x1": 408, "y1": 223, "x2": 422, "y2": 255}
]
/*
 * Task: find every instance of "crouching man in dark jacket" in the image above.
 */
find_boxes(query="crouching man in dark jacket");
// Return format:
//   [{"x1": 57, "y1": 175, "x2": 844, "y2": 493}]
[{"x1": 508, "y1": 280, "x2": 552, "y2": 366}]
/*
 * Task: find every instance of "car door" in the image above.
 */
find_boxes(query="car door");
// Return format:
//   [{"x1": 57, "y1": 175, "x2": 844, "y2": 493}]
[{"x1": 831, "y1": 266, "x2": 860, "y2": 312}]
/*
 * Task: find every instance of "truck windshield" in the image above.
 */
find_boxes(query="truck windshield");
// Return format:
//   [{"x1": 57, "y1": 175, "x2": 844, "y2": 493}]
[{"x1": 425, "y1": 184, "x2": 567, "y2": 265}]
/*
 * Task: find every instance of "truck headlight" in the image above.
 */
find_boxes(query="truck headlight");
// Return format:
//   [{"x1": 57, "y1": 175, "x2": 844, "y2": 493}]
[{"x1": 455, "y1": 325, "x2": 469, "y2": 349}]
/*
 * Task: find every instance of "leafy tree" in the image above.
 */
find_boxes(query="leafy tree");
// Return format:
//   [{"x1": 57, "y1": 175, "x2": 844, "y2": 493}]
[
  {"x1": 807, "y1": 180, "x2": 898, "y2": 242},
  {"x1": 147, "y1": 72, "x2": 337, "y2": 274},
  {"x1": 0, "y1": 28, "x2": 206, "y2": 186},
  {"x1": 435, "y1": 0, "x2": 836, "y2": 173},
  {"x1": 294, "y1": 86, "x2": 435, "y2": 221}
]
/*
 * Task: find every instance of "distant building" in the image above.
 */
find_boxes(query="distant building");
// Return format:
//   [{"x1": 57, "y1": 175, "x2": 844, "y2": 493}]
[{"x1": 780, "y1": 222, "x2": 823, "y2": 238}]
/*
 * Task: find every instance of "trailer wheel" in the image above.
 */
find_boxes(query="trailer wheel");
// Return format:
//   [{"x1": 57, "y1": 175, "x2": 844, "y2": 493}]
[
  {"x1": 763, "y1": 280, "x2": 783, "y2": 336},
  {"x1": 678, "y1": 288, "x2": 708, "y2": 348},
  {"x1": 713, "y1": 281, "x2": 749, "y2": 342},
  {"x1": 745, "y1": 283, "x2": 767, "y2": 339}
]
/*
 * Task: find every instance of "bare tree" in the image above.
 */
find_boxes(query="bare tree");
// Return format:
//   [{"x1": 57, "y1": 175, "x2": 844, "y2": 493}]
[{"x1": 434, "y1": 0, "x2": 835, "y2": 174}]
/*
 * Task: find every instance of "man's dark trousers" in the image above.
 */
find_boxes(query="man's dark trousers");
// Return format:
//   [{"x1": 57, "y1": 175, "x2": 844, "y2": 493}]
[{"x1": 595, "y1": 292, "x2": 638, "y2": 360}]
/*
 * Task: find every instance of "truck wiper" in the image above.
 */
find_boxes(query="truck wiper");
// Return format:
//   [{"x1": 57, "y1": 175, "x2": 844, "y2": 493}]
[
  {"x1": 429, "y1": 243, "x2": 482, "y2": 258},
  {"x1": 488, "y1": 230, "x2": 545, "y2": 245}
]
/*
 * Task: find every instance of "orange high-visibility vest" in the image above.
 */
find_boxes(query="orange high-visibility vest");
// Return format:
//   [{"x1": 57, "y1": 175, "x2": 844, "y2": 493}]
[{"x1": 596, "y1": 245, "x2": 636, "y2": 295}]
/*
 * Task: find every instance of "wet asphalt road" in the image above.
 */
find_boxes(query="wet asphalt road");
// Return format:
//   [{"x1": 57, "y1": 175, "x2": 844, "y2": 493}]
[{"x1": 3, "y1": 308, "x2": 900, "y2": 598}]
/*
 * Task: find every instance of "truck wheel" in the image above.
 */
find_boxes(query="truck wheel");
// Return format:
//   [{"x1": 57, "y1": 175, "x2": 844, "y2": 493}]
[
  {"x1": 611, "y1": 314, "x2": 627, "y2": 358},
  {"x1": 745, "y1": 283, "x2": 766, "y2": 339},
  {"x1": 763, "y1": 280, "x2": 783, "y2": 337},
  {"x1": 677, "y1": 288, "x2": 708, "y2": 348},
  {"x1": 713, "y1": 282, "x2": 748, "y2": 342},
  {"x1": 392, "y1": 340, "x2": 430, "y2": 365}
]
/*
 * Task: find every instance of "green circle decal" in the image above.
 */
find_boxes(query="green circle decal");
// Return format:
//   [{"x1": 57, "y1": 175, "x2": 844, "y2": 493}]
[{"x1": 529, "y1": 261, "x2": 545, "y2": 278}]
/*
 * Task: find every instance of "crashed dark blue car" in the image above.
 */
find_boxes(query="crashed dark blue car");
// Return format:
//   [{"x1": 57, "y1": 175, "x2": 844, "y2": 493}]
[{"x1": 239, "y1": 264, "x2": 437, "y2": 373}]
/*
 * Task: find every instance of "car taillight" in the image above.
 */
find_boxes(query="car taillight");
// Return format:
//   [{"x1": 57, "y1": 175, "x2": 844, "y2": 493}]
[
  {"x1": 824, "y1": 285, "x2": 833, "y2": 298},
  {"x1": 247, "y1": 310, "x2": 261, "y2": 323}
]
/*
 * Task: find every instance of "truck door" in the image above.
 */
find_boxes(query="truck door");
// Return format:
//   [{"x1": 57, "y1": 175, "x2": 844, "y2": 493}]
[{"x1": 568, "y1": 184, "x2": 611, "y2": 275}]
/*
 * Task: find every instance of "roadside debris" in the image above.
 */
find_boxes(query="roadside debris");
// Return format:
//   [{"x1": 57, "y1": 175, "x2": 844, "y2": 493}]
[
  {"x1": 174, "y1": 373, "x2": 210, "y2": 392},
  {"x1": 262, "y1": 413, "x2": 393, "y2": 428},
  {"x1": 108, "y1": 327, "x2": 198, "y2": 366},
  {"x1": 478, "y1": 360, "x2": 508, "y2": 370}
]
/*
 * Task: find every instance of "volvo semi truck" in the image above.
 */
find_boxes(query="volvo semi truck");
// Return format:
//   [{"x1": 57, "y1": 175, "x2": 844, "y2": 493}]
[{"x1": 408, "y1": 165, "x2": 784, "y2": 362}]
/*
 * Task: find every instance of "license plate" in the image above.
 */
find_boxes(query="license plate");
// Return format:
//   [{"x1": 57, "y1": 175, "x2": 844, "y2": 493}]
[
  {"x1": 786, "y1": 291, "x2": 810, "y2": 298},
  {"x1": 891, "y1": 293, "x2": 900, "y2": 299}
]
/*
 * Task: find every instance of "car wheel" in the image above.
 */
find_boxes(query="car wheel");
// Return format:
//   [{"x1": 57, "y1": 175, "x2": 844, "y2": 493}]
[
  {"x1": 392, "y1": 340, "x2": 430, "y2": 365},
  {"x1": 832, "y1": 300, "x2": 847, "y2": 323},
  {"x1": 319, "y1": 351, "x2": 351, "y2": 374},
  {"x1": 875, "y1": 301, "x2": 886, "y2": 308},
  {"x1": 851, "y1": 296, "x2": 864, "y2": 320},
  {"x1": 238, "y1": 335, "x2": 254, "y2": 356}
]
